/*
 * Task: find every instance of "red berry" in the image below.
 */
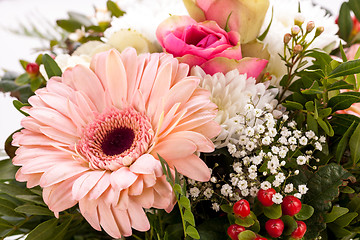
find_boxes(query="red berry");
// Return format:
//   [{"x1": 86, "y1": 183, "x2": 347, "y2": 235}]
[
  {"x1": 281, "y1": 196, "x2": 302, "y2": 216},
  {"x1": 233, "y1": 199, "x2": 251, "y2": 218},
  {"x1": 26, "y1": 63, "x2": 39, "y2": 76},
  {"x1": 291, "y1": 221, "x2": 307, "y2": 239},
  {"x1": 265, "y1": 219, "x2": 284, "y2": 238},
  {"x1": 257, "y1": 188, "x2": 276, "y2": 207},
  {"x1": 227, "y1": 224, "x2": 245, "y2": 240}
]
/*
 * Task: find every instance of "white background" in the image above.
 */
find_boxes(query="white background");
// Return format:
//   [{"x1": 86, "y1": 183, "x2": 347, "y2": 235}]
[{"x1": 0, "y1": 0, "x2": 345, "y2": 154}]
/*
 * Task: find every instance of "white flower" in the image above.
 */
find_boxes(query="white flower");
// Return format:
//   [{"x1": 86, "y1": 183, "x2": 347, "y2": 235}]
[
  {"x1": 298, "y1": 185, "x2": 309, "y2": 194},
  {"x1": 245, "y1": 127, "x2": 255, "y2": 137},
  {"x1": 282, "y1": 115, "x2": 289, "y2": 121},
  {"x1": 299, "y1": 136, "x2": 308, "y2": 146},
  {"x1": 261, "y1": 0, "x2": 340, "y2": 85},
  {"x1": 285, "y1": 184, "x2": 294, "y2": 193},
  {"x1": 315, "y1": 142, "x2": 323, "y2": 151},
  {"x1": 288, "y1": 121, "x2": 297, "y2": 129},
  {"x1": 272, "y1": 193, "x2": 283, "y2": 204},
  {"x1": 271, "y1": 146, "x2": 280, "y2": 154},
  {"x1": 275, "y1": 172, "x2": 286, "y2": 182},
  {"x1": 256, "y1": 125, "x2": 266, "y2": 134},
  {"x1": 231, "y1": 177, "x2": 239, "y2": 186},
  {"x1": 262, "y1": 136, "x2": 272, "y2": 145},
  {"x1": 319, "y1": 136, "x2": 326, "y2": 143},
  {"x1": 279, "y1": 149, "x2": 288, "y2": 158},
  {"x1": 227, "y1": 143, "x2": 237, "y2": 155},
  {"x1": 305, "y1": 130, "x2": 316, "y2": 139},
  {"x1": 290, "y1": 145, "x2": 297, "y2": 151},
  {"x1": 252, "y1": 156, "x2": 262, "y2": 165},
  {"x1": 241, "y1": 188, "x2": 250, "y2": 197},
  {"x1": 288, "y1": 137, "x2": 297, "y2": 145},
  {"x1": 239, "y1": 135, "x2": 249, "y2": 146},
  {"x1": 212, "y1": 203, "x2": 220, "y2": 212},
  {"x1": 238, "y1": 180, "x2": 248, "y2": 190},
  {"x1": 278, "y1": 136, "x2": 288, "y2": 145},
  {"x1": 210, "y1": 177, "x2": 217, "y2": 183},
  {"x1": 246, "y1": 142, "x2": 256, "y2": 152},
  {"x1": 272, "y1": 180, "x2": 281, "y2": 187},
  {"x1": 250, "y1": 187, "x2": 259, "y2": 197},
  {"x1": 266, "y1": 120, "x2": 276, "y2": 129},
  {"x1": 261, "y1": 181, "x2": 272, "y2": 190},
  {"x1": 297, "y1": 156, "x2": 307, "y2": 165},
  {"x1": 294, "y1": 170, "x2": 300, "y2": 175},
  {"x1": 249, "y1": 172, "x2": 257, "y2": 179},
  {"x1": 192, "y1": 67, "x2": 278, "y2": 148},
  {"x1": 281, "y1": 128, "x2": 291, "y2": 137},
  {"x1": 188, "y1": 179, "x2": 196, "y2": 185},
  {"x1": 221, "y1": 184, "x2": 233, "y2": 197},
  {"x1": 248, "y1": 165, "x2": 258, "y2": 173},
  {"x1": 294, "y1": 193, "x2": 302, "y2": 199},
  {"x1": 190, "y1": 187, "x2": 200, "y2": 198},
  {"x1": 204, "y1": 188, "x2": 213, "y2": 199},
  {"x1": 268, "y1": 128, "x2": 277, "y2": 137},
  {"x1": 243, "y1": 157, "x2": 251, "y2": 166},
  {"x1": 254, "y1": 108, "x2": 263, "y2": 117}
]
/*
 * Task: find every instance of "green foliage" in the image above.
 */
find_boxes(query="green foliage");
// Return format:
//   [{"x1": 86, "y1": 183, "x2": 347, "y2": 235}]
[
  {"x1": 42, "y1": 54, "x2": 62, "y2": 78},
  {"x1": 263, "y1": 204, "x2": 282, "y2": 219},
  {"x1": 294, "y1": 204, "x2": 314, "y2": 221},
  {"x1": 338, "y1": 2, "x2": 353, "y2": 41},
  {"x1": 106, "y1": 0, "x2": 126, "y2": 17}
]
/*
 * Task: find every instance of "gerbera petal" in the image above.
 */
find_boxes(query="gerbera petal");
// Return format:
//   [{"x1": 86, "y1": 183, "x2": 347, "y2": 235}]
[
  {"x1": 168, "y1": 155, "x2": 211, "y2": 182},
  {"x1": 152, "y1": 138, "x2": 197, "y2": 160},
  {"x1": 88, "y1": 172, "x2": 111, "y2": 200},
  {"x1": 40, "y1": 163, "x2": 89, "y2": 187},
  {"x1": 110, "y1": 167, "x2": 138, "y2": 191},
  {"x1": 79, "y1": 197, "x2": 101, "y2": 231},
  {"x1": 129, "y1": 154, "x2": 162, "y2": 175},
  {"x1": 128, "y1": 200, "x2": 150, "y2": 232},
  {"x1": 72, "y1": 170, "x2": 106, "y2": 201}
]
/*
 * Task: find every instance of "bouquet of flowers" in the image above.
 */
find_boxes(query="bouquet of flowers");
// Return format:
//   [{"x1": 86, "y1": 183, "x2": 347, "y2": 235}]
[{"x1": 2, "y1": 0, "x2": 360, "y2": 239}]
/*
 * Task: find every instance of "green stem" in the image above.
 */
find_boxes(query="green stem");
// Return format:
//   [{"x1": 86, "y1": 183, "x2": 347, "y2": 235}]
[
  {"x1": 133, "y1": 234, "x2": 143, "y2": 240},
  {"x1": 178, "y1": 202, "x2": 187, "y2": 238}
]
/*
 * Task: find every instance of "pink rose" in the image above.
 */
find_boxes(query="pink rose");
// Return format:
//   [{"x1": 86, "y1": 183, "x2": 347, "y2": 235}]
[{"x1": 156, "y1": 15, "x2": 267, "y2": 78}]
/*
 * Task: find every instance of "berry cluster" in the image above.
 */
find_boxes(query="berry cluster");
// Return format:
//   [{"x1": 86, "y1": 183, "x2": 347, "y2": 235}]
[{"x1": 226, "y1": 192, "x2": 307, "y2": 239}]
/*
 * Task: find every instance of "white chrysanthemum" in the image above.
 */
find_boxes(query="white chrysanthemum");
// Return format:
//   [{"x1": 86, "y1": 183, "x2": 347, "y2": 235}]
[
  {"x1": 105, "y1": 0, "x2": 187, "y2": 48},
  {"x1": 261, "y1": 0, "x2": 340, "y2": 85},
  {"x1": 192, "y1": 67, "x2": 278, "y2": 148}
]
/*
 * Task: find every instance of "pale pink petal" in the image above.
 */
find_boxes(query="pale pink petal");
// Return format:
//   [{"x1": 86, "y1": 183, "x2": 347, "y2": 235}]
[
  {"x1": 88, "y1": 172, "x2": 111, "y2": 200},
  {"x1": 110, "y1": 167, "x2": 138, "y2": 191},
  {"x1": 40, "y1": 163, "x2": 89, "y2": 187},
  {"x1": 127, "y1": 200, "x2": 150, "y2": 232},
  {"x1": 40, "y1": 127, "x2": 78, "y2": 145},
  {"x1": 168, "y1": 155, "x2": 211, "y2": 181},
  {"x1": 129, "y1": 154, "x2": 162, "y2": 175},
  {"x1": 79, "y1": 197, "x2": 101, "y2": 231},
  {"x1": 72, "y1": 171, "x2": 106, "y2": 200},
  {"x1": 152, "y1": 138, "x2": 197, "y2": 160},
  {"x1": 128, "y1": 177, "x2": 144, "y2": 196},
  {"x1": 132, "y1": 188, "x2": 154, "y2": 209},
  {"x1": 97, "y1": 198, "x2": 122, "y2": 238},
  {"x1": 164, "y1": 131, "x2": 214, "y2": 152},
  {"x1": 111, "y1": 206, "x2": 132, "y2": 237}
]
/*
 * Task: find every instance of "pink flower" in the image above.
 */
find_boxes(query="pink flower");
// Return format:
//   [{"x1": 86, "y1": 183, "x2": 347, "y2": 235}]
[
  {"x1": 156, "y1": 15, "x2": 267, "y2": 78},
  {"x1": 12, "y1": 48, "x2": 220, "y2": 238},
  {"x1": 183, "y1": 0, "x2": 270, "y2": 44}
]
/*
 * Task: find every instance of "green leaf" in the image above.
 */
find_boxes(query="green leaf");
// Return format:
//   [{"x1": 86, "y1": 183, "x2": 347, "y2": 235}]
[
  {"x1": 185, "y1": 225, "x2": 200, "y2": 239},
  {"x1": 0, "y1": 159, "x2": 18, "y2": 181},
  {"x1": 349, "y1": 123, "x2": 360, "y2": 165},
  {"x1": 324, "y1": 206, "x2": 349, "y2": 223},
  {"x1": 263, "y1": 204, "x2": 282, "y2": 219},
  {"x1": 68, "y1": 11, "x2": 93, "y2": 27},
  {"x1": 13, "y1": 100, "x2": 30, "y2": 116},
  {"x1": 307, "y1": 113, "x2": 318, "y2": 134},
  {"x1": 19, "y1": 60, "x2": 29, "y2": 70},
  {"x1": 56, "y1": 19, "x2": 82, "y2": 32},
  {"x1": 16, "y1": 195, "x2": 46, "y2": 206},
  {"x1": 282, "y1": 101, "x2": 303, "y2": 110},
  {"x1": 281, "y1": 215, "x2": 297, "y2": 235},
  {"x1": 338, "y1": 2, "x2": 353, "y2": 41},
  {"x1": 220, "y1": 204, "x2": 233, "y2": 214},
  {"x1": 0, "y1": 182, "x2": 33, "y2": 198},
  {"x1": 15, "y1": 205, "x2": 53, "y2": 216},
  {"x1": 305, "y1": 101, "x2": 315, "y2": 112},
  {"x1": 235, "y1": 215, "x2": 255, "y2": 227},
  {"x1": 0, "y1": 80, "x2": 21, "y2": 92},
  {"x1": 339, "y1": 42, "x2": 348, "y2": 62},
  {"x1": 329, "y1": 59, "x2": 360, "y2": 78},
  {"x1": 35, "y1": 54, "x2": 43, "y2": 65},
  {"x1": 25, "y1": 218, "x2": 58, "y2": 240},
  {"x1": 301, "y1": 81, "x2": 323, "y2": 95},
  {"x1": 174, "y1": 184, "x2": 182, "y2": 194},
  {"x1": 333, "y1": 212, "x2": 358, "y2": 227},
  {"x1": 340, "y1": 186, "x2": 355, "y2": 194},
  {"x1": 349, "y1": 0, "x2": 360, "y2": 23},
  {"x1": 183, "y1": 209, "x2": 195, "y2": 226},
  {"x1": 328, "y1": 92, "x2": 360, "y2": 112},
  {"x1": 295, "y1": 204, "x2": 314, "y2": 221},
  {"x1": 42, "y1": 54, "x2": 62, "y2": 79},
  {"x1": 238, "y1": 230, "x2": 257, "y2": 240},
  {"x1": 106, "y1": 0, "x2": 126, "y2": 17},
  {"x1": 331, "y1": 114, "x2": 360, "y2": 135},
  {"x1": 52, "y1": 216, "x2": 72, "y2": 240},
  {"x1": 336, "y1": 121, "x2": 356, "y2": 163},
  {"x1": 30, "y1": 77, "x2": 43, "y2": 92},
  {"x1": 179, "y1": 196, "x2": 191, "y2": 210},
  {"x1": 15, "y1": 73, "x2": 30, "y2": 86},
  {"x1": 317, "y1": 118, "x2": 333, "y2": 136},
  {"x1": 328, "y1": 223, "x2": 353, "y2": 238},
  {"x1": 328, "y1": 80, "x2": 354, "y2": 91},
  {"x1": 0, "y1": 197, "x2": 24, "y2": 217}
]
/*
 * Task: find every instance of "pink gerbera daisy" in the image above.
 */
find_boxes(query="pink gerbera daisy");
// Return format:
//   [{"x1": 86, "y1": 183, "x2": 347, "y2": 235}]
[{"x1": 12, "y1": 48, "x2": 220, "y2": 238}]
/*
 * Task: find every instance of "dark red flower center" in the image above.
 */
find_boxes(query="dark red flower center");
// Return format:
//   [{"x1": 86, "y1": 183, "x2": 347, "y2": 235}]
[{"x1": 101, "y1": 127, "x2": 135, "y2": 156}]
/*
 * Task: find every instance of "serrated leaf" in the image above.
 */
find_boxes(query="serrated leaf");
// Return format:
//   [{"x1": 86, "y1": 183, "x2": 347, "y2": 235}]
[
  {"x1": 336, "y1": 121, "x2": 356, "y2": 163},
  {"x1": 25, "y1": 218, "x2": 58, "y2": 240},
  {"x1": 338, "y1": 2, "x2": 353, "y2": 41},
  {"x1": 184, "y1": 209, "x2": 195, "y2": 226},
  {"x1": 238, "y1": 230, "x2": 257, "y2": 240},
  {"x1": 328, "y1": 92, "x2": 360, "y2": 112},
  {"x1": 179, "y1": 196, "x2": 191, "y2": 210},
  {"x1": 56, "y1": 19, "x2": 82, "y2": 32},
  {"x1": 185, "y1": 225, "x2": 200, "y2": 239},
  {"x1": 295, "y1": 204, "x2": 314, "y2": 220},
  {"x1": 329, "y1": 59, "x2": 360, "y2": 78},
  {"x1": 333, "y1": 212, "x2": 358, "y2": 227},
  {"x1": 42, "y1": 54, "x2": 62, "y2": 79},
  {"x1": 106, "y1": 0, "x2": 125, "y2": 17},
  {"x1": 263, "y1": 204, "x2": 282, "y2": 219},
  {"x1": 15, "y1": 205, "x2": 53, "y2": 216},
  {"x1": 350, "y1": 123, "x2": 360, "y2": 165},
  {"x1": 324, "y1": 206, "x2": 349, "y2": 223}
]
